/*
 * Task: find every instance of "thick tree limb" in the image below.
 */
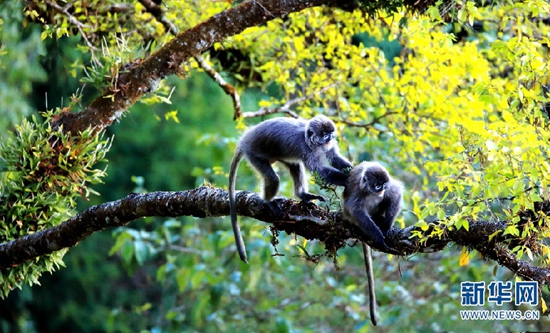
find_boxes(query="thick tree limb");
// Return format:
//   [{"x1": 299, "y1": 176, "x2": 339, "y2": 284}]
[
  {"x1": 51, "y1": 0, "x2": 338, "y2": 134},
  {"x1": 1, "y1": 186, "x2": 549, "y2": 286},
  {"x1": 137, "y1": 0, "x2": 243, "y2": 119}
]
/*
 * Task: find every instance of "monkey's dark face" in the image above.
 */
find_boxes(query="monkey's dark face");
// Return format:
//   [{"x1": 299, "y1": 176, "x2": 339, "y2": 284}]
[{"x1": 363, "y1": 167, "x2": 390, "y2": 196}]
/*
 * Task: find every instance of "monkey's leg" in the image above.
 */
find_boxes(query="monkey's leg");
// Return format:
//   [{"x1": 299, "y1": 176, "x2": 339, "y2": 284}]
[
  {"x1": 246, "y1": 156, "x2": 286, "y2": 218},
  {"x1": 362, "y1": 243, "x2": 378, "y2": 326},
  {"x1": 376, "y1": 187, "x2": 402, "y2": 236},
  {"x1": 382, "y1": 208, "x2": 400, "y2": 236},
  {"x1": 282, "y1": 162, "x2": 325, "y2": 202},
  {"x1": 248, "y1": 156, "x2": 280, "y2": 201},
  {"x1": 372, "y1": 214, "x2": 391, "y2": 236}
]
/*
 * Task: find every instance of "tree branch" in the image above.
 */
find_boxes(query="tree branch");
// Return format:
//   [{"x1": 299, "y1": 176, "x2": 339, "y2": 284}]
[
  {"x1": 137, "y1": 0, "x2": 243, "y2": 119},
  {"x1": 51, "y1": 0, "x2": 335, "y2": 134},
  {"x1": 138, "y1": 0, "x2": 179, "y2": 35},
  {"x1": 1, "y1": 186, "x2": 548, "y2": 286},
  {"x1": 194, "y1": 54, "x2": 243, "y2": 119},
  {"x1": 241, "y1": 84, "x2": 337, "y2": 119}
]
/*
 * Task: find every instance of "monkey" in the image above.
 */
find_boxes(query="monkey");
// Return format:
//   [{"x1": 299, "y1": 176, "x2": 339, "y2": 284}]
[
  {"x1": 343, "y1": 161, "x2": 403, "y2": 252},
  {"x1": 229, "y1": 115, "x2": 353, "y2": 263},
  {"x1": 342, "y1": 161, "x2": 404, "y2": 326}
]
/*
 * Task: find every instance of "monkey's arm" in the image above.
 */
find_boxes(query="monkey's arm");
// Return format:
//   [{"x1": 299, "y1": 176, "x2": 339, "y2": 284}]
[
  {"x1": 303, "y1": 152, "x2": 349, "y2": 186},
  {"x1": 377, "y1": 182, "x2": 403, "y2": 235},
  {"x1": 326, "y1": 146, "x2": 353, "y2": 170},
  {"x1": 344, "y1": 198, "x2": 392, "y2": 252},
  {"x1": 316, "y1": 166, "x2": 349, "y2": 186}
]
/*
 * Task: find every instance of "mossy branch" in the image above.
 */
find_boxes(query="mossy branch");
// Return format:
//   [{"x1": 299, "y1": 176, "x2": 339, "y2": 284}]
[{"x1": 1, "y1": 186, "x2": 549, "y2": 287}]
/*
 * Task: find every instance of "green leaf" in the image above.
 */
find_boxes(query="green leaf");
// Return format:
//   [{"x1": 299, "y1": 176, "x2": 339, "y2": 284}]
[
  {"x1": 176, "y1": 267, "x2": 191, "y2": 292},
  {"x1": 133, "y1": 239, "x2": 147, "y2": 265},
  {"x1": 120, "y1": 242, "x2": 134, "y2": 264},
  {"x1": 275, "y1": 317, "x2": 291, "y2": 333}
]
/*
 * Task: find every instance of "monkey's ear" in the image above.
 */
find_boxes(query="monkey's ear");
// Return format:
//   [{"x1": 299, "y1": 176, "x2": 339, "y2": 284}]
[{"x1": 307, "y1": 129, "x2": 314, "y2": 137}]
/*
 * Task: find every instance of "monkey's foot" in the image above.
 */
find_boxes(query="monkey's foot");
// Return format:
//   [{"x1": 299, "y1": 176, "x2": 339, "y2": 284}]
[
  {"x1": 267, "y1": 198, "x2": 286, "y2": 216},
  {"x1": 299, "y1": 192, "x2": 326, "y2": 202},
  {"x1": 373, "y1": 242, "x2": 401, "y2": 255}
]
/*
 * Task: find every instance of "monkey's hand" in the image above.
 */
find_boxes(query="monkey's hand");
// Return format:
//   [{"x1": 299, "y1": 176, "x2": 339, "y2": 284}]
[
  {"x1": 341, "y1": 166, "x2": 353, "y2": 176},
  {"x1": 347, "y1": 209, "x2": 400, "y2": 255},
  {"x1": 361, "y1": 230, "x2": 400, "y2": 255}
]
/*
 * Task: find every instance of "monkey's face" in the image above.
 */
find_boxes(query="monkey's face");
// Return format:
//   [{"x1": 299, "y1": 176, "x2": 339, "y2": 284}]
[
  {"x1": 363, "y1": 168, "x2": 389, "y2": 196},
  {"x1": 322, "y1": 132, "x2": 335, "y2": 144},
  {"x1": 307, "y1": 128, "x2": 335, "y2": 146}
]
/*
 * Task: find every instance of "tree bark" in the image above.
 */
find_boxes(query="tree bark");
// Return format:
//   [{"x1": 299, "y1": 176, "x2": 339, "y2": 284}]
[{"x1": 0, "y1": 186, "x2": 548, "y2": 287}]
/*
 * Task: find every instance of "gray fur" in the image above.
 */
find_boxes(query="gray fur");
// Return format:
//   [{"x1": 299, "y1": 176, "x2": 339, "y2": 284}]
[{"x1": 229, "y1": 115, "x2": 353, "y2": 263}]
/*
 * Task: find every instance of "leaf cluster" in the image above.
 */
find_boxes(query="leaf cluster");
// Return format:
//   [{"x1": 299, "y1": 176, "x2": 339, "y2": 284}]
[{"x1": 0, "y1": 111, "x2": 110, "y2": 297}]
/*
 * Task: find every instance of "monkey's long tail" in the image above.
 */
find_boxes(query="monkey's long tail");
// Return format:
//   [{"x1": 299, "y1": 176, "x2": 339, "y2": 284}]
[
  {"x1": 362, "y1": 242, "x2": 377, "y2": 326},
  {"x1": 229, "y1": 148, "x2": 248, "y2": 263}
]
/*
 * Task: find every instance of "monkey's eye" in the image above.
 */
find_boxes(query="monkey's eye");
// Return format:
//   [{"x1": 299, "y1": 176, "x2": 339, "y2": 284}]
[
  {"x1": 324, "y1": 132, "x2": 335, "y2": 142},
  {"x1": 322, "y1": 133, "x2": 334, "y2": 144},
  {"x1": 374, "y1": 184, "x2": 383, "y2": 191}
]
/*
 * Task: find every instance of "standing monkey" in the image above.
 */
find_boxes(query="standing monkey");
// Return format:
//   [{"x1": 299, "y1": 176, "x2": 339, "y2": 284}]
[
  {"x1": 343, "y1": 161, "x2": 404, "y2": 325},
  {"x1": 229, "y1": 115, "x2": 353, "y2": 263}
]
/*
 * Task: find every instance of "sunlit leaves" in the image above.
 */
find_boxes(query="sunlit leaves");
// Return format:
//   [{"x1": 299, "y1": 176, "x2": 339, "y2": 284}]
[
  {"x1": 217, "y1": 2, "x2": 550, "y2": 267},
  {"x1": 459, "y1": 246, "x2": 469, "y2": 266}
]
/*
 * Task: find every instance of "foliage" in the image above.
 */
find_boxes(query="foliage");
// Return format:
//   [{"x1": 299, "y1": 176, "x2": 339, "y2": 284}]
[
  {"x1": 216, "y1": 1, "x2": 550, "y2": 262},
  {"x1": 107, "y1": 218, "x2": 406, "y2": 332},
  {"x1": 1, "y1": 0, "x2": 550, "y2": 332},
  {"x1": 94, "y1": 73, "x2": 235, "y2": 203},
  {"x1": 0, "y1": 1, "x2": 47, "y2": 134},
  {"x1": 0, "y1": 111, "x2": 110, "y2": 298}
]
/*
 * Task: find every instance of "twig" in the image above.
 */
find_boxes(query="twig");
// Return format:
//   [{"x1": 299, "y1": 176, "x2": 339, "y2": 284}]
[
  {"x1": 138, "y1": 0, "x2": 179, "y2": 35},
  {"x1": 340, "y1": 111, "x2": 400, "y2": 130},
  {"x1": 195, "y1": 54, "x2": 242, "y2": 119},
  {"x1": 288, "y1": 214, "x2": 328, "y2": 225},
  {"x1": 138, "y1": 0, "x2": 242, "y2": 118},
  {"x1": 242, "y1": 84, "x2": 338, "y2": 119},
  {"x1": 43, "y1": 0, "x2": 101, "y2": 66}
]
